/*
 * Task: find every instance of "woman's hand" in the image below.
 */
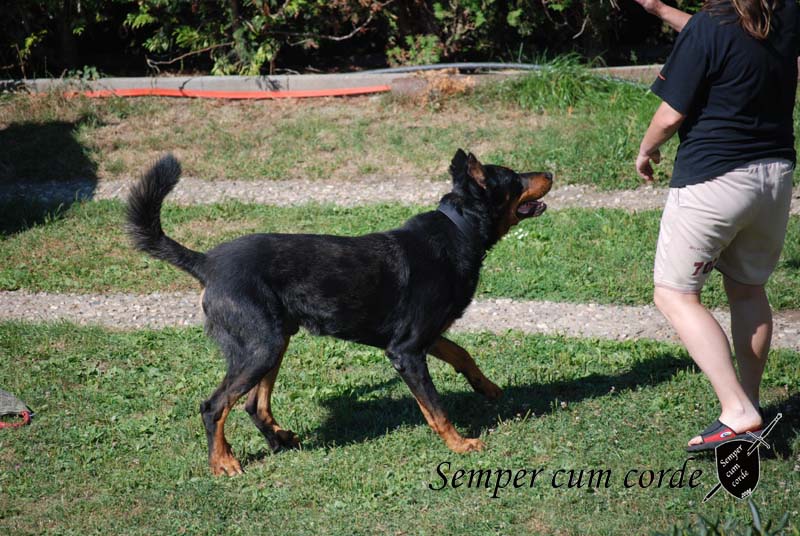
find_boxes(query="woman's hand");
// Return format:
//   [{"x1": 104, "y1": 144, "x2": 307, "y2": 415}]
[
  {"x1": 633, "y1": 0, "x2": 664, "y2": 16},
  {"x1": 633, "y1": 0, "x2": 691, "y2": 31},
  {"x1": 636, "y1": 150, "x2": 661, "y2": 183},
  {"x1": 637, "y1": 101, "x2": 684, "y2": 183}
]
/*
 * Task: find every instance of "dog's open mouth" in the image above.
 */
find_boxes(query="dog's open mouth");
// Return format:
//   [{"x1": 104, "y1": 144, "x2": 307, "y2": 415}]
[{"x1": 516, "y1": 199, "x2": 547, "y2": 219}]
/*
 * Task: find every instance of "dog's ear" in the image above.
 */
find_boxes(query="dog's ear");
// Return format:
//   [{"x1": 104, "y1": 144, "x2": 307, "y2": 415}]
[
  {"x1": 450, "y1": 149, "x2": 487, "y2": 193},
  {"x1": 466, "y1": 152, "x2": 487, "y2": 189},
  {"x1": 450, "y1": 149, "x2": 469, "y2": 188},
  {"x1": 450, "y1": 149, "x2": 468, "y2": 179}
]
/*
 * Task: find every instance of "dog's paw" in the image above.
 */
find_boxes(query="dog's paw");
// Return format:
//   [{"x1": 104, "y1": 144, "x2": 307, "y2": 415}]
[
  {"x1": 210, "y1": 453, "x2": 244, "y2": 477},
  {"x1": 275, "y1": 429, "x2": 301, "y2": 449},
  {"x1": 450, "y1": 437, "x2": 486, "y2": 453},
  {"x1": 268, "y1": 428, "x2": 301, "y2": 452},
  {"x1": 480, "y1": 381, "x2": 503, "y2": 401}
]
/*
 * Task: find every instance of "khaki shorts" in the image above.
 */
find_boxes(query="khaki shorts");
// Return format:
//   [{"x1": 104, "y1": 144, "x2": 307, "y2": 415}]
[{"x1": 654, "y1": 158, "x2": 794, "y2": 292}]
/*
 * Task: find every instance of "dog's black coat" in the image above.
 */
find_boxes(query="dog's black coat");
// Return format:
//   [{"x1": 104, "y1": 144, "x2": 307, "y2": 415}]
[{"x1": 127, "y1": 150, "x2": 551, "y2": 473}]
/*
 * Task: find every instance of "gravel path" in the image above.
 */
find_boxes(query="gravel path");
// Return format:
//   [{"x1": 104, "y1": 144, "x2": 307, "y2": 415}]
[
  {"x1": 2, "y1": 290, "x2": 800, "y2": 351},
  {"x1": 3, "y1": 177, "x2": 800, "y2": 214},
  {"x1": 3, "y1": 177, "x2": 800, "y2": 349}
]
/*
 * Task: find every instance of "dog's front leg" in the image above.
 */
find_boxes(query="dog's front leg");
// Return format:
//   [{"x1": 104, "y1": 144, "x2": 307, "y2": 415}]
[
  {"x1": 387, "y1": 350, "x2": 485, "y2": 453},
  {"x1": 429, "y1": 337, "x2": 503, "y2": 401}
]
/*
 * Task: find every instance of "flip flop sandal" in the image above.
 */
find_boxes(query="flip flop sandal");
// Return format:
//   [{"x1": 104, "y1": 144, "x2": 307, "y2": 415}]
[
  {"x1": 0, "y1": 389, "x2": 33, "y2": 430},
  {"x1": 686, "y1": 419, "x2": 763, "y2": 453}
]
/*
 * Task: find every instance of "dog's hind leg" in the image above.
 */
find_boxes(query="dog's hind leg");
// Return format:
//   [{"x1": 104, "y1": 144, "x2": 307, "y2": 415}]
[
  {"x1": 429, "y1": 337, "x2": 502, "y2": 401},
  {"x1": 388, "y1": 349, "x2": 485, "y2": 453},
  {"x1": 200, "y1": 299, "x2": 288, "y2": 476},
  {"x1": 200, "y1": 373, "x2": 256, "y2": 476},
  {"x1": 244, "y1": 339, "x2": 301, "y2": 452}
]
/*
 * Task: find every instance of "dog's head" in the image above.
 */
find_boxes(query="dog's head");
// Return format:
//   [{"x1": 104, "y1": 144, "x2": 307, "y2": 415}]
[{"x1": 449, "y1": 149, "x2": 553, "y2": 245}]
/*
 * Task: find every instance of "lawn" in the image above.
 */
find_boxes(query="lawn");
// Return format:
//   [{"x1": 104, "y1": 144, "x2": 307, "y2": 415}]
[
  {"x1": 1, "y1": 322, "x2": 798, "y2": 534},
  {"x1": 2, "y1": 64, "x2": 798, "y2": 190},
  {"x1": 2, "y1": 200, "x2": 799, "y2": 310},
  {"x1": 2, "y1": 63, "x2": 799, "y2": 535},
  {"x1": 0, "y1": 63, "x2": 661, "y2": 190}
]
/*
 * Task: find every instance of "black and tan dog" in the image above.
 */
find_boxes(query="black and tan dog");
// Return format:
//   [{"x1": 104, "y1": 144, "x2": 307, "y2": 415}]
[{"x1": 127, "y1": 150, "x2": 552, "y2": 475}]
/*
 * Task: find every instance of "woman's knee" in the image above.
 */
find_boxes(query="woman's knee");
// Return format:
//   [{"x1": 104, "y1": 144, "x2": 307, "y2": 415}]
[
  {"x1": 653, "y1": 285, "x2": 701, "y2": 314},
  {"x1": 723, "y1": 275, "x2": 766, "y2": 303},
  {"x1": 653, "y1": 286, "x2": 668, "y2": 312}
]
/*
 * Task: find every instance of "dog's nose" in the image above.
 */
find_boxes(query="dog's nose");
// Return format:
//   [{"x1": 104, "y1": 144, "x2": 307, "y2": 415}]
[{"x1": 543, "y1": 172, "x2": 553, "y2": 182}]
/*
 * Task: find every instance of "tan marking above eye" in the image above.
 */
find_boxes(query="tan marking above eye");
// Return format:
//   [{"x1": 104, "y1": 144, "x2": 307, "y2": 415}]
[{"x1": 520, "y1": 172, "x2": 553, "y2": 200}]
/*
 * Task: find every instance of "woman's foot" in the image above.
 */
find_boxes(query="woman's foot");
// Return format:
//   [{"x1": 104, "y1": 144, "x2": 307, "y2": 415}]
[{"x1": 687, "y1": 407, "x2": 763, "y2": 451}]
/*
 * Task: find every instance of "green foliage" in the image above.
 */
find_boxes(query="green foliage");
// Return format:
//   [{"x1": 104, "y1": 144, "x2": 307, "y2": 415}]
[
  {"x1": 17, "y1": 30, "x2": 48, "y2": 65},
  {"x1": 477, "y1": 54, "x2": 653, "y2": 112},
  {"x1": 656, "y1": 501, "x2": 795, "y2": 536},
  {"x1": 387, "y1": 34, "x2": 444, "y2": 66},
  {"x1": 65, "y1": 65, "x2": 102, "y2": 82},
  {"x1": 2, "y1": 0, "x2": 711, "y2": 77}
]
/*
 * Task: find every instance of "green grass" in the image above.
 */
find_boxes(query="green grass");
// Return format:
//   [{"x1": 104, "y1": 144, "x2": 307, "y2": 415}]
[
  {"x1": 470, "y1": 57, "x2": 798, "y2": 189},
  {"x1": 473, "y1": 57, "x2": 656, "y2": 113},
  {"x1": 0, "y1": 92, "x2": 161, "y2": 183},
  {"x1": 2, "y1": 91, "x2": 556, "y2": 185},
  {"x1": 3, "y1": 61, "x2": 797, "y2": 189},
  {"x1": 0, "y1": 322, "x2": 797, "y2": 534},
  {"x1": 470, "y1": 59, "x2": 799, "y2": 189},
  {"x1": 3, "y1": 61, "x2": 799, "y2": 536},
  {"x1": 2, "y1": 200, "x2": 799, "y2": 310}
]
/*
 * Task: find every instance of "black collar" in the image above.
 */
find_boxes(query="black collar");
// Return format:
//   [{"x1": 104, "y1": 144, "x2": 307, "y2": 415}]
[{"x1": 437, "y1": 202, "x2": 475, "y2": 238}]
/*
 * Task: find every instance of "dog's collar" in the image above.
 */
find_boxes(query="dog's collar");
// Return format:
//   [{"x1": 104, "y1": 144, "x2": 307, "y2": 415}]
[{"x1": 437, "y1": 202, "x2": 476, "y2": 239}]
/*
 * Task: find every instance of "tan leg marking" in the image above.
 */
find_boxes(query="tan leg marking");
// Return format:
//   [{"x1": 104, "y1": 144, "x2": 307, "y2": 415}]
[
  {"x1": 208, "y1": 406, "x2": 243, "y2": 476},
  {"x1": 429, "y1": 337, "x2": 502, "y2": 400},
  {"x1": 244, "y1": 339, "x2": 300, "y2": 450},
  {"x1": 412, "y1": 393, "x2": 485, "y2": 453}
]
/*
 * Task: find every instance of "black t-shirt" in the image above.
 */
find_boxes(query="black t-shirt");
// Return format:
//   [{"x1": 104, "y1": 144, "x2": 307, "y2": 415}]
[{"x1": 651, "y1": 1, "x2": 799, "y2": 187}]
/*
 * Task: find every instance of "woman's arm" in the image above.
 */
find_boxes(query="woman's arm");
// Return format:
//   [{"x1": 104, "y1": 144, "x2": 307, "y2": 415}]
[
  {"x1": 636, "y1": 101, "x2": 686, "y2": 182},
  {"x1": 634, "y1": 0, "x2": 692, "y2": 32}
]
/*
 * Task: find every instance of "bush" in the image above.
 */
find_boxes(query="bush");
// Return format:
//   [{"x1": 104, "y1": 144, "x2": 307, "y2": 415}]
[{"x1": 1, "y1": 0, "x2": 709, "y2": 78}]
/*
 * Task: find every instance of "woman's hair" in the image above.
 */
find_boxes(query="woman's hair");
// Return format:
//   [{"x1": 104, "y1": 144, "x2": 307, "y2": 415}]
[{"x1": 704, "y1": 0, "x2": 782, "y2": 39}]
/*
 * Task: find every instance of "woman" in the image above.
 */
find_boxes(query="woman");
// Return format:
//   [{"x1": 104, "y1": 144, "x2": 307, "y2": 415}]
[{"x1": 635, "y1": 0, "x2": 798, "y2": 451}]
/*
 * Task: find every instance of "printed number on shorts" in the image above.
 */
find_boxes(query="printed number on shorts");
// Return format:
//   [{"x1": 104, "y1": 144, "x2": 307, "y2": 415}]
[{"x1": 692, "y1": 258, "x2": 718, "y2": 276}]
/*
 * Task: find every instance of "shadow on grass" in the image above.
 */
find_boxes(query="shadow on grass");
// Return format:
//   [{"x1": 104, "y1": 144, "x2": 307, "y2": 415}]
[
  {"x1": 0, "y1": 120, "x2": 97, "y2": 234},
  {"x1": 762, "y1": 394, "x2": 800, "y2": 460},
  {"x1": 308, "y1": 350, "x2": 694, "y2": 448}
]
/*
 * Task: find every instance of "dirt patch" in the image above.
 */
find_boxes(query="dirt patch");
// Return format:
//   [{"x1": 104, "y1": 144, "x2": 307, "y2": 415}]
[
  {"x1": 777, "y1": 309, "x2": 800, "y2": 323},
  {"x1": 525, "y1": 516, "x2": 564, "y2": 536},
  {"x1": 3, "y1": 290, "x2": 800, "y2": 352},
  {"x1": 391, "y1": 70, "x2": 477, "y2": 107}
]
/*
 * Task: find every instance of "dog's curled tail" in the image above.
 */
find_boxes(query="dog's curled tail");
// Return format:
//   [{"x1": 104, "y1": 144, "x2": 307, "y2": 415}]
[{"x1": 126, "y1": 154, "x2": 207, "y2": 285}]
